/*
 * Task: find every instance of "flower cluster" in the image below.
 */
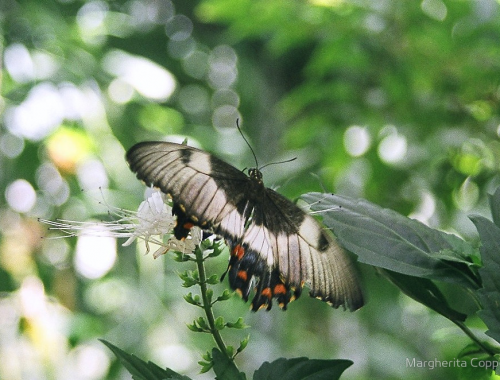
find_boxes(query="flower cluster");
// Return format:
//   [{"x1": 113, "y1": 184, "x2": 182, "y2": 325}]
[{"x1": 41, "y1": 190, "x2": 202, "y2": 258}]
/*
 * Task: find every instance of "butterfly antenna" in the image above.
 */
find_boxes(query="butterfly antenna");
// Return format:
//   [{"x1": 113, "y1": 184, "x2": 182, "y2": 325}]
[
  {"x1": 236, "y1": 119, "x2": 259, "y2": 168},
  {"x1": 259, "y1": 156, "x2": 297, "y2": 171}
]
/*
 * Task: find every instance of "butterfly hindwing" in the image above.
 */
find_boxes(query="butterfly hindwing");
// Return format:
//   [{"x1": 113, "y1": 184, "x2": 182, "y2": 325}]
[
  {"x1": 232, "y1": 188, "x2": 363, "y2": 311},
  {"x1": 126, "y1": 141, "x2": 363, "y2": 311}
]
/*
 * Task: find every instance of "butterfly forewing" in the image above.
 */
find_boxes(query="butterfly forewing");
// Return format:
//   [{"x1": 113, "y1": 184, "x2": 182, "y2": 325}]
[
  {"x1": 127, "y1": 142, "x2": 246, "y2": 227},
  {"x1": 126, "y1": 141, "x2": 363, "y2": 311}
]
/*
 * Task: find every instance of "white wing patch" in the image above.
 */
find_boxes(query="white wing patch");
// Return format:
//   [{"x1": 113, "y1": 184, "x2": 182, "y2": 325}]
[
  {"x1": 244, "y1": 222, "x2": 274, "y2": 267},
  {"x1": 188, "y1": 151, "x2": 212, "y2": 174},
  {"x1": 218, "y1": 207, "x2": 246, "y2": 239},
  {"x1": 298, "y1": 215, "x2": 323, "y2": 248}
]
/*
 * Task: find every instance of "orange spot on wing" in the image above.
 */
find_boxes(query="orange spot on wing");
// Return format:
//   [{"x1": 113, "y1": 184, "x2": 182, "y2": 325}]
[
  {"x1": 237, "y1": 270, "x2": 248, "y2": 282},
  {"x1": 273, "y1": 283, "x2": 287, "y2": 296},
  {"x1": 232, "y1": 244, "x2": 245, "y2": 260},
  {"x1": 261, "y1": 287, "x2": 272, "y2": 299},
  {"x1": 183, "y1": 222, "x2": 194, "y2": 230}
]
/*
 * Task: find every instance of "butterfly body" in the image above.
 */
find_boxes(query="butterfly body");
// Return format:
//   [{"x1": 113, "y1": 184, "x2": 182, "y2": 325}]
[{"x1": 126, "y1": 141, "x2": 363, "y2": 311}]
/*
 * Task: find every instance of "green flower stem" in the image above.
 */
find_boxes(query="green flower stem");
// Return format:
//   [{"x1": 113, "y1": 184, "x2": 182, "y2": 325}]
[{"x1": 194, "y1": 246, "x2": 231, "y2": 360}]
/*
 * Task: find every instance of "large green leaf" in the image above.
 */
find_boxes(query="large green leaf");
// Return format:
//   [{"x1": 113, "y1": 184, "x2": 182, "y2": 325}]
[
  {"x1": 470, "y1": 216, "x2": 500, "y2": 345},
  {"x1": 488, "y1": 187, "x2": 500, "y2": 228},
  {"x1": 100, "y1": 340, "x2": 192, "y2": 380},
  {"x1": 212, "y1": 349, "x2": 246, "y2": 380},
  {"x1": 380, "y1": 269, "x2": 466, "y2": 322},
  {"x1": 253, "y1": 357, "x2": 352, "y2": 380},
  {"x1": 302, "y1": 193, "x2": 480, "y2": 289}
]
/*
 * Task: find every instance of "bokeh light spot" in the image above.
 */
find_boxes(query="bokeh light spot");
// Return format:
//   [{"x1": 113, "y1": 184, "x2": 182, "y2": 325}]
[
  {"x1": 36, "y1": 163, "x2": 70, "y2": 206},
  {"x1": 107, "y1": 79, "x2": 134, "y2": 104},
  {"x1": 46, "y1": 127, "x2": 93, "y2": 173},
  {"x1": 421, "y1": 0, "x2": 447, "y2": 21},
  {"x1": 208, "y1": 45, "x2": 238, "y2": 89},
  {"x1": 0, "y1": 133, "x2": 25, "y2": 158},
  {"x1": 32, "y1": 51, "x2": 60, "y2": 80},
  {"x1": 75, "y1": 228, "x2": 117, "y2": 279},
  {"x1": 182, "y1": 50, "x2": 208, "y2": 79},
  {"x1": 178, "y1": 85, "x2": 210, "y2": 115},
  {"x1": 85, "y1": 278, "x2": 130, "y2": 314},
  {"x1": 408, "y1": 191, "x2": 437, "y2": 225},
  {"x1": 344, "y1": 125, "x2": 371, "y2": 157},
  {"x1": 19, "y1": 276, "x2": 46, "y2": 318},
  {"x1": 378, "y1": 132, "x2": 407, "y2": 164},
  {"x1": 71, "y1": 344, "x2": 111, "y2": 380},
  {"x1": 212, "y1": 105, "x2": 241, "y2": 130},
  {"x1": 5, "y1": 179, "x2": 37, "y2": 213},
  {"x1": 155, "y1": 344, "x2": 195, "y2": 373},
  {"x1": 77, "y1": 1, "x2": 109, "y2": 45},
  {"x1": 4, "y1": 43, "x2": 35, "y2": 83},
  {"x1": 211, "y1": 89, "x2": 240, "y2": 109},
  {"x1": 165, "y1": 14, "x2": 193, "y2": 41},
  {"x1": 102, "y1": 50, "x2": 176, "y2": 101},
  {"x1": 41, "y1": 238, "x2": 70, "y2": 269},
  {"x1": 453, "y1": 177, "x2": 479, "y2": 211},
  {"x1": 77, "y1": 158, "x2": 109, "y2": 190},
  {"x1": 167, "y1": 37, "x2": 196, "y2": 59},
  {"x1": 5, "y1": 83, "x2": 65, "y2": 141}
]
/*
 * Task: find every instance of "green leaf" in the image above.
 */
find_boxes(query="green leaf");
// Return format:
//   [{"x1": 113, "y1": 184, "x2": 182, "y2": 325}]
[
  {"x1": 191, "y1": 270, "x2": 200, "y2": 281},
  {"x1": 199, "y1": 360, "x2": 214, "y2": 374},
  {"x1": 195, "y1": 317, "x2": 210, "y2": 331},
  {"x1": 207, "y1": 274, "x2": 220, "y2": 285},
  {"x1": 216, "y1": 289, "x2": 233, "y2": 302},
  {"x1": 200, "y1": 240, "x2": 214, "y2": 252},
  {"x1": 202, "y1": 351, "x2": 213, "y2": 362},
  {"x1": 253, "y1": 357, "x2": 352, "y2": 380},
  {"x1": 186, "y1": 322, "x2": 203, "y2": 333},
  {"x1": 237, "y1": 335, "x2": 250, "y2": 353},
  {"x1": 173, "y1": 251, "x2": 191, "y2": 262},
  {"x1": 214, "y1": 316, "x2": 225, "y2": 331},
  {"x1": 457, "y1": 343, "x2": 499, "y2": 380},
  {"x1": 208, "y1": 240, "x2": 225, "y2": 257},
  {"x1": 488, "y1": 187, "x2": 500, "y2": 228},
  {"x1": 183, "y1": 292, "x2": 201, "y2": 306},
  {"x1": 206, "y1": 288, "x2": 214, "y2": 304},
  {"x1": 226, "y1": 317, "x2": 249, "y2": 329},
  {"x1": 212, "y1": 348, "x2": 246, "y2": 380},
  {"x1": 225, "y1": 345, "x2": 234, "y2": 358},
  {"x1": 179, "y1": 270, "x2": 199, "y2": 287},
  {"x1": 100, "y1": 339, "x2": 191, "y2": 380},
  {"x1": 470, "y1": 216, "x2": 500, "y2": 345},
  {"x1": 380, "y1": 269, "x2": 466, "y2": 322},
  {"x1": 303, "y1": 192, "x2": 480, "y2": 289}
]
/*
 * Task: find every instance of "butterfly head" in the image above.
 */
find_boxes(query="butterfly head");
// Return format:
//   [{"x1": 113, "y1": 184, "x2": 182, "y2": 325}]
[{"x1": 248, "y1": 168, "x2": 263, "y2": 184}]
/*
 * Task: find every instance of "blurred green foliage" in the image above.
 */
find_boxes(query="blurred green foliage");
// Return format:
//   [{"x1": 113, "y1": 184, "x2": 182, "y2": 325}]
[{"x1": 1, "y1": 0, "x2": 500, "y2": 379}]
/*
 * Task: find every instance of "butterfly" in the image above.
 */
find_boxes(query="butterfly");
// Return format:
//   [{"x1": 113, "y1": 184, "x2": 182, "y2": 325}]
[{"x1": 126, "y1": 141, "x2": 363, "y2": 311}]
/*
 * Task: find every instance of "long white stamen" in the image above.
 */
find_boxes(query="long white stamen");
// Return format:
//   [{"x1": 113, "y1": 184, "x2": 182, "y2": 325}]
[{"x1": 40, "y1": 190, "x2": 201, "y2": 257}]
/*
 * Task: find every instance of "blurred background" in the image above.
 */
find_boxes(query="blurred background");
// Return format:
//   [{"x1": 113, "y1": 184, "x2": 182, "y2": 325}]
[{"x1": 1, "y1": 0, "x2": 500, "y2": 379}]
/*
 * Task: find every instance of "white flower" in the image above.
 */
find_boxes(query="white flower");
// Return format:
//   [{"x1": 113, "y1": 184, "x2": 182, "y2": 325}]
[
  {"x1": 121, "y1": 191, "x2": 175, "y2": 250},
  {"x1": 40, "y1": 190, "x2": 202, "y2": 258},
  {"x1": 152, "y1": 225, "x2": 203, "y2": 259}
]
